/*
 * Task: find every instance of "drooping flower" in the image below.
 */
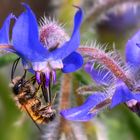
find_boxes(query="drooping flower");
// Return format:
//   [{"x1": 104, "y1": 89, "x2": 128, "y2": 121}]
[
  {"x1": 98, "y1": 4, "x2": 140, "y2": 33},
  {"x1": 0, "y1": 3, "x2": 84, "y2": 86},
  {"x1": 60, "y1": 62, "x2": 113, "y2": 121},
  {"x1": 61, "y1": 29, "x2": 140, "y2": 121}
]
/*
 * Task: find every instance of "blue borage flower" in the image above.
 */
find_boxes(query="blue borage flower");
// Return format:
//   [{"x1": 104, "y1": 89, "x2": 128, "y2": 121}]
[
  {"x1": 0, "y1": 3, "x2": 84, "y2": 86},
  {"x1": 60, "y1": 93, "x2": 107, "y2": 121},
  {"x1": 61, "y1": 30, "x2": 140, "y2": 121},
  {"x1": 99, "y1": 5, "x2": 140, "y2": 32}
]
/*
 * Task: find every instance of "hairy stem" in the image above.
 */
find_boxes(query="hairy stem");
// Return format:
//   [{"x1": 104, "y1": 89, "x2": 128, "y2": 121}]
[
  {"x1": 78, "y1": 47, "x2": 134, "y2": 89},
  {"x1": 77, "y1": 85, "x2": 107, "y2": 95},
  {"x1": 59, "y1": 74, "x2": 76, "y2": 140},
  {"x1": 0, "y1": 44, "x2": 14, "y2": 50},
  {"x1": 59, "y1": 74, "x2": 72, "y2": 109},
  {"x1": 73, "y1": 76, "x2": 84, "y2": 105}
]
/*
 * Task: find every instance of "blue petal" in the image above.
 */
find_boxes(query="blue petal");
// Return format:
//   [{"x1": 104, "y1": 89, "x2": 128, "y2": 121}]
[
  {"x1": 110, "y1": 81, "x2": 140, "y2": 108},
  {"x1": 60, "y1": 93, "x2": 107, "y2": 121},
  {"x1": 84, "y1": 62, "x2": 113, "y2": 85},
  {"x1": 0, "y1": 14, "x2": 14, "y2": 44},
  {"x1": 0, "y1": 14, "x2": 16, "y2": 53},
  {"x1": 134, "y1": 94, "x2": 140, "y2": 100},
  {"x1": 125, "y1": 30, "x2": 140, "y2": 66},
  {"x1": 22, "y1": 59, "x2": 35, "y2": 74},
  {"x1": 12, "y1": 3, "x2": 48, "y2": 61},
  {"x1": 62, "y1": 51, "x2": 83, "y2": 73},
  {"x1": 48, "y1": 7, "x2": 83, "y2": 60},
  {"x1": 0, "y1": 45, "x2": 15, "y2": 53}
]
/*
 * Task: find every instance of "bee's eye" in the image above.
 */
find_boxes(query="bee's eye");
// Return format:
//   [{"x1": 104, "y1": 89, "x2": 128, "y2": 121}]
[
  {"x1": 13, "y1": 85, "x2": 20, "y2": 95},
  {"x1": 18, "y1": 79, "x2": 24, "y2": 87},
  {"x1": 12, "y1": 80, "x2": 23, "y2": 95},
  {"x1": 18, "y1": 84, "x2": 21, "y2": 88}
]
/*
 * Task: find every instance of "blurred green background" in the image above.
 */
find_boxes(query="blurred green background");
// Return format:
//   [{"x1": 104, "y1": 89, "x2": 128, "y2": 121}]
[{"x1": 0, "y1": 0, "x2": 140, "y2": 140}]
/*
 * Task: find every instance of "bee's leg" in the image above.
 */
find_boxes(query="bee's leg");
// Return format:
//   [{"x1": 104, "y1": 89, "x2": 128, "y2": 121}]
[
  {"x1": 51, "y1": 92, "x2": 57, "y2": 105},
  {"x1": 35, "y1": 116, "x2": 45, "y2": 124},
  {"x1": 32, "y1": 84, "x2": 41, "y2": 97},
  {"x1": 31, "y1": 98, "x2": 41, "y2": 112},
  {"x1": 23, "y1": 76, "x2": 36, "y2": 86},
  {"x1": 32, "y1": 77, "x2": 36, "y2": 85},
  {"x1": 39, "y1": 118, "x2": 46, "y2": 124}
]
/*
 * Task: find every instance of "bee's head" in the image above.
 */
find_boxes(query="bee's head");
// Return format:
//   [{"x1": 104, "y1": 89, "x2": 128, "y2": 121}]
[{"x1": 10, "y1": 76, "x2": 25, "y2": 95}]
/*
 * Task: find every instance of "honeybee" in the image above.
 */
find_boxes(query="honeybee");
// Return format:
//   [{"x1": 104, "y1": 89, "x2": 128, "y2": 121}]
[{"x1": 10, "y1": 58, "x2": 56, "y2": 129}]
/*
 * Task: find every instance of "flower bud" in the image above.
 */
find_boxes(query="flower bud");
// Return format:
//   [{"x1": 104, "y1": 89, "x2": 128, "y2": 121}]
[
  {"x1": 39, "y1": 19, "x2": 69, "y2": 51},
  {"x1": 126, "y1": 99, "x2": 140, "y2": 116}
]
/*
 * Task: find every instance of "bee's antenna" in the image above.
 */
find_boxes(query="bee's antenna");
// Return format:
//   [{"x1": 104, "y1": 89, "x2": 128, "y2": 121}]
[
  {"x1": 11, "y1": 57, "x2": 20, "y2": 81},
  {"x1": 32, "y1": 84, "x2": 41, "y2": 97},
  {"x1": 21, "y1": 70, "x2": 27, "y2": 80}
]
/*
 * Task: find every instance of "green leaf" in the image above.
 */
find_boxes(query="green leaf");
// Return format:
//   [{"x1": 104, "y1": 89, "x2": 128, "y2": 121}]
[{"x1": 0, "y1": 54, "x2": 18, "y2": 67}]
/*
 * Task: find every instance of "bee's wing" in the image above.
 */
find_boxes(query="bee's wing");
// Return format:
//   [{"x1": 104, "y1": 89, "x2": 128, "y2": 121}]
[{"x1": 23, "y1": 104, "x2": 43, "y2": 133}]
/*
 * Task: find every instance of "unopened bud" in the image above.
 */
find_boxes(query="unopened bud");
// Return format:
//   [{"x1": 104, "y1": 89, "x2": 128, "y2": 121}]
[
  {"x1": 126, "y1": 99, "x2": 140, "y2": 117},
  {"x1": 39, "y1": 19, "x2": 69, "y2": 51}
]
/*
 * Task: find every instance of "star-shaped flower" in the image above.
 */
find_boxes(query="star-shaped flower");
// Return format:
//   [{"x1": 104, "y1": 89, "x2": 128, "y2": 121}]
[
  {"x1": 0, "y1": 3, "x2": 84, "y2": 86},
  {"x1": 61, "y1": 29, "x2": 140, "y2": 121}
]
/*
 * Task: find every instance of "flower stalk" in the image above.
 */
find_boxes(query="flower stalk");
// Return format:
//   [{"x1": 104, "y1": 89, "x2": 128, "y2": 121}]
[
  {"x1": 78, "y1": 46, "x2": 134, "y2": 90},
  {"x1": 59, "y1": 74, "x2": 75, "y2": 139},
  {"x1": 0, "y1": 45, "x2": 14, "y2": 50}
]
